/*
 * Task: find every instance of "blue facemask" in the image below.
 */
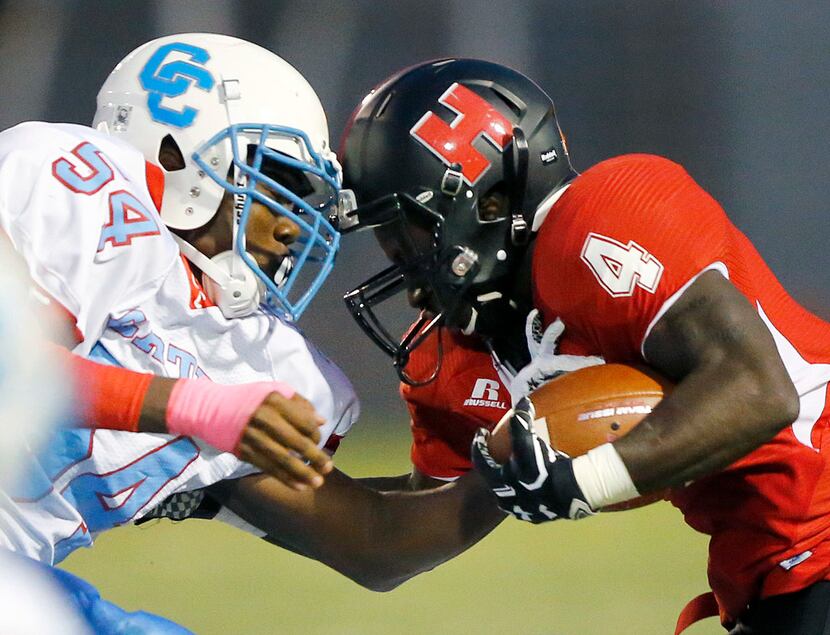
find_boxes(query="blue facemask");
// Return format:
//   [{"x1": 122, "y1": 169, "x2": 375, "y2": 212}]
[{"x1": 193, "y1": 123, "x2": 342, "y2": 320}]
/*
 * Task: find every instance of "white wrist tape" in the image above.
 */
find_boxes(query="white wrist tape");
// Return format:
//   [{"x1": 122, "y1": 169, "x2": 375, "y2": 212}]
[{"x1": 571, "y1": 443, "x2": 640, "y2": 509}]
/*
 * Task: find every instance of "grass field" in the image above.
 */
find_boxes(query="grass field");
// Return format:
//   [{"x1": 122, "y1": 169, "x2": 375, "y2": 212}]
[{"x1": 60, "y1": 421, "x2": 721, "y2": 634}]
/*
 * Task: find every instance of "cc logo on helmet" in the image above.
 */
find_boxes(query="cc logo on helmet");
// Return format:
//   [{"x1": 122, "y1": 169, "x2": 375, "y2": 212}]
[
  {"x1": 138, "y1": 42, "x2": 216, "y2": 129},
  {"x1": 410, "y1": 83, "x2": 513, "y2": 185}
]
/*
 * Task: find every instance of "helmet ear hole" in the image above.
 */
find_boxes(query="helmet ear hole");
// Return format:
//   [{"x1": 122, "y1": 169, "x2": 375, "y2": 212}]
[
  {"x1": 478, "y1": 183, "x2": 510, "y2": 222},
  {"x1": 158, "y1": 134, "x2": 185, "y2": 172}
]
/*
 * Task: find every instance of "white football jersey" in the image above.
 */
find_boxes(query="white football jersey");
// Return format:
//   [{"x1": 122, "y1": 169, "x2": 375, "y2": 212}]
[{"x1": 0, "y1": 122, "x2": 359, "y2": 564}]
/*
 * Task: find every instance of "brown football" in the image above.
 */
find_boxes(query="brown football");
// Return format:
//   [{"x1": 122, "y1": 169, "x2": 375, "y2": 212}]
[{"x1": 488, "y1": 363, "x2": 674, "y2": 510}]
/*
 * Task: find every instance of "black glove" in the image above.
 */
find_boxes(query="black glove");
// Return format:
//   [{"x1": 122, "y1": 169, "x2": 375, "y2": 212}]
[{"x1": 471, "y1": 396, "x2": 596, "y2": 523}]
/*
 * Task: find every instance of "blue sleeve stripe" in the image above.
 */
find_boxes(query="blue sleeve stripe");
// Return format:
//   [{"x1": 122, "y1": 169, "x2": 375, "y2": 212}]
[{"x1": 88, "y1": 342, "x2": 122, "y2": 367}]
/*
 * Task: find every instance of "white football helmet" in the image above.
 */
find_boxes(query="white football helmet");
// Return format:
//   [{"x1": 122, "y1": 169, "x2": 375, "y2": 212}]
[{"x1": 93, "y1": 33, "x2": 348, "y2": 319}]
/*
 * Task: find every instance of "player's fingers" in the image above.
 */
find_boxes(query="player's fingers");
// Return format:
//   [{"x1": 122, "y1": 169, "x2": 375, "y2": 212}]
[
  {"x1": 514, "y1": 395, "x2": 536, "y2": 421},
  {"x1": 255, "y1": 416, "x2": 331, "y2": 472},
  {"x1": 245, "y1": 407, "x2": 331, "y2": 477},
  {"x1": 239, "y1": 428, "x2": 326, "y2": 488},
  {"x1": 538, "y1": 317, "x2": 565, "y2": 356},
  {"x1": 524, "y1": 309, "x2": 540, "y2": 356},
  {"x1": 263, "y1": 393, "x2": 325, "y2": 438},
  {"x1": 284, "y1": 393, "x2": 324, "y2": 425},
  {"x1": 236, "y1": 440, "x2": 309, "y2": 490},
  {"x1": 256, "y1": 404, "x2": 323, "y2": 447}
]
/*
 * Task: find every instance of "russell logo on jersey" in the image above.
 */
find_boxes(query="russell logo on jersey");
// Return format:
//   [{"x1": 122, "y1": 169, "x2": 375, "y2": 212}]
[{"x1": 463, "y1": 378, "x2": 508, "y2": 409}]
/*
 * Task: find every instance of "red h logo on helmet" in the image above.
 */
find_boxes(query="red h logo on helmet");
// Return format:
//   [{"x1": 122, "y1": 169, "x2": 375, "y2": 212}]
[{"x1": 410, "y1": 83, "x2": 513, "y2": 185}]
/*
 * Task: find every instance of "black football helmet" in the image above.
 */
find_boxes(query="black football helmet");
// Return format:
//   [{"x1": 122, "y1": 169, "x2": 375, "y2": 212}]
[{"x1": 334, "y1": 58, "x2": 576, "y2": 384}]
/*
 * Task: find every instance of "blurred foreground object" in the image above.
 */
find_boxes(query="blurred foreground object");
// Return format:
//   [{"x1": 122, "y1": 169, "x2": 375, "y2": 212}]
[{"x1": 0, "y1": 236, "x2": 87, "y2": 633}]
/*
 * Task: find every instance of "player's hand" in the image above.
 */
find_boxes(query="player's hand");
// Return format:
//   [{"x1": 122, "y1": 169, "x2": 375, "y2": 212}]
[
  {"x1": 236, "y1": 391, "x2": 333, "y2": 491},
  {"x1": 163, "y1": 379, "x2": 333, "y2": 491},
  {"x1": 471, "y1": 396, "x2": 596, "y2": 523},
  {"x1": 509, "y1": 312, "x2": 604, "y2": 405}
]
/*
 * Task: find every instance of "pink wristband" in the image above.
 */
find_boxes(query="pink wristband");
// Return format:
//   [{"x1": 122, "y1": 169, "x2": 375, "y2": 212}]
[{"x1": 166, "y1": 379, "x2": 295, "y2": 454}]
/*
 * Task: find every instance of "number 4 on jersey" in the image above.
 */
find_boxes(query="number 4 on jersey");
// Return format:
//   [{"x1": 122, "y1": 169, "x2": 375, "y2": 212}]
[
  {"x1": 580, "y1": 232, "x2": 663, "y2": 297},
  {"x1": 98, "y1": 190, "x2": 160, "y2": 252}
]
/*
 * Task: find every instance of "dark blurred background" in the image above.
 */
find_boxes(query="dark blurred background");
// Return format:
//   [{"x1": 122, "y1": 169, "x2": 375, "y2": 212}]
[{"x1": 2, "y1": 0, "x2": 828, "y2": 423}]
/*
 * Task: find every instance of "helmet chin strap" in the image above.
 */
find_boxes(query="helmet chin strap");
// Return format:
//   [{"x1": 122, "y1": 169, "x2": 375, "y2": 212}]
[
  {"x1": 171, "y1": 235, "x2": 264, "y2": 318},
  {"x1": 509, "y1": 127, "x2": 531, "y2": 246},
  {"x1": 461, "y1": 306, "x2": 478, "y2": 335}
]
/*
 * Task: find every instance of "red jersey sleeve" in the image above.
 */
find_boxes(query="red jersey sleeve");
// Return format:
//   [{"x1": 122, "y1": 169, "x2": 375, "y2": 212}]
[
  {"x1": 401, "y1": 328, "x2": 509, "y2": 479},
  {"x1": 533, "y1": 154, "x2": 733, "y2": 362}
]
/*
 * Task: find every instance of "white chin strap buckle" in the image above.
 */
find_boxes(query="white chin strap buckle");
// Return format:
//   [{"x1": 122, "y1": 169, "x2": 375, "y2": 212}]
[{"x1": 200, "y1": 250, "x2": 264, "y2": 318}]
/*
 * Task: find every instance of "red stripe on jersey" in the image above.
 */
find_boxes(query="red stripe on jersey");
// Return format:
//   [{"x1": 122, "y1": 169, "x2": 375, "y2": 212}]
[
  {"x1": 144, "y1": 161, "x2": 165, "y2": 212},
  {"x1": 179, "y1": 255, "x2": 215, "y2": 310}
]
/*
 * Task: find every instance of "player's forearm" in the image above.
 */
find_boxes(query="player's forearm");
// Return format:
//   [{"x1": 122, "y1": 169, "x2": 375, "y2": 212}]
[
  {"x1": 136, "y1": 375, "x2": 175, "y2": 433},
  {"x1": 621, "y1": 272, "x2": 799, "y2": 492},
  {"x1": 364, "y1": 471, "x2": 505, "y2": 588},
  {"x1": 615, "y1": 357, "x2": 797, "y2": 492},
  {"x1": 214, "y1": 469, "x2": 505, "y2": 591}
]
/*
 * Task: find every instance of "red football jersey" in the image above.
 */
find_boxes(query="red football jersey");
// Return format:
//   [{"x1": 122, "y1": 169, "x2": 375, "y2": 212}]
[
  {"x1": 404, "y1": 153, "x2": 830, "y2": 621},
  {"x1": 402, "y1": 328, "x2": 509, "y2": 480}
]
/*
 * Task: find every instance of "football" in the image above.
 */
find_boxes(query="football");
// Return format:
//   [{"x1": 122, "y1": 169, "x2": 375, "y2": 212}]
[{"x1": 489, "y1": 363, "x2": 674, "y2": 510}]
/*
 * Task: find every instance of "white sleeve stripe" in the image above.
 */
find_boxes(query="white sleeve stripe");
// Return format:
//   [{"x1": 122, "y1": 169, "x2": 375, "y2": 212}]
[
  {"x1": 640, "y1": 261, "x2": 729, "y2": 361},
  {"x1": 756, "y1": 302, "x2": 830, "y2": 450},
  {"x1": 423, "y1": 474, "x2": 460, "y2": 482}
]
